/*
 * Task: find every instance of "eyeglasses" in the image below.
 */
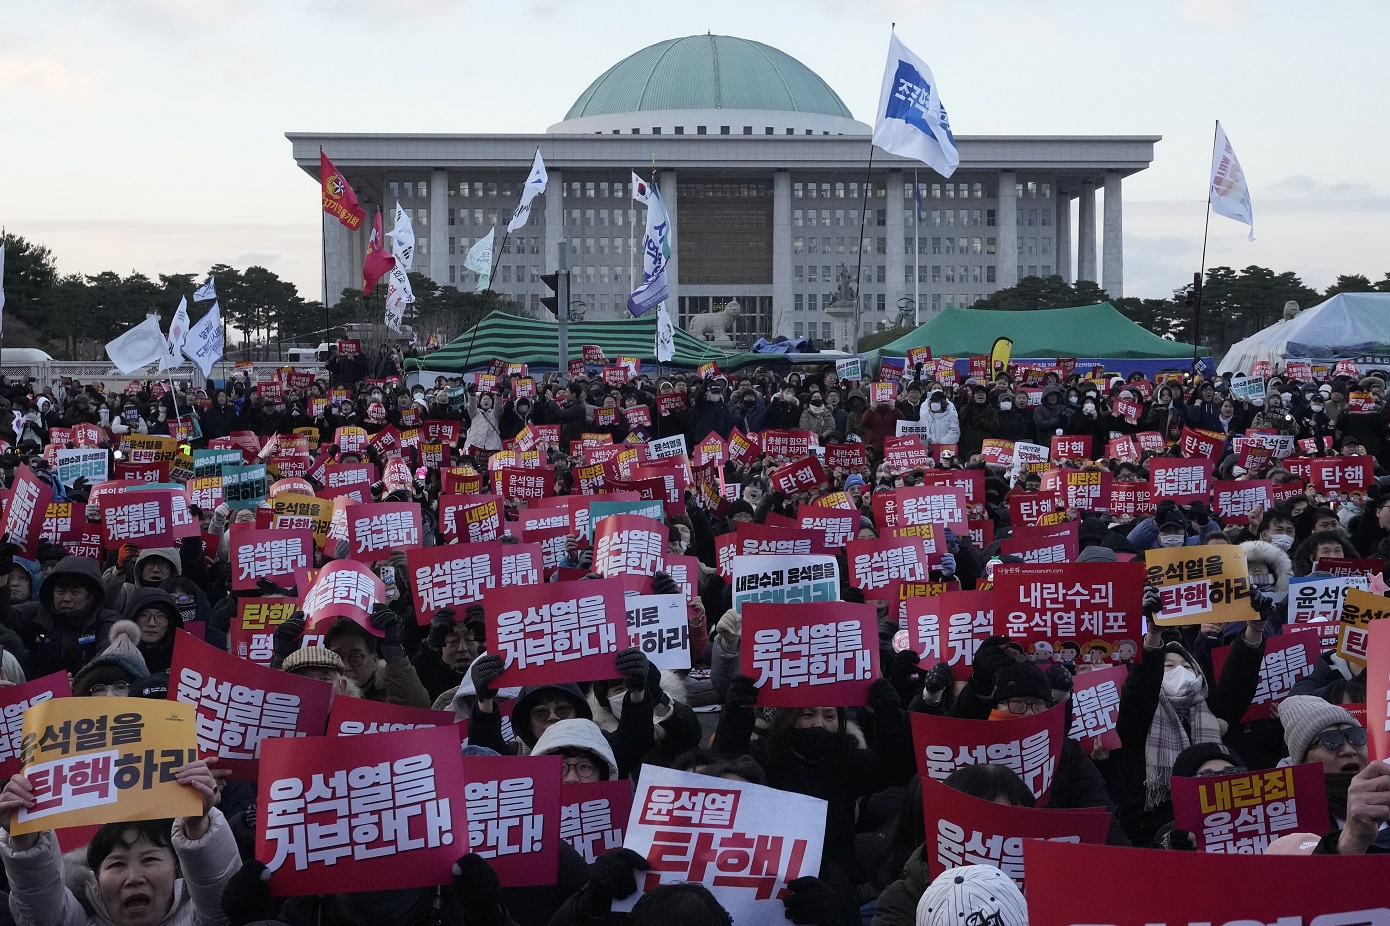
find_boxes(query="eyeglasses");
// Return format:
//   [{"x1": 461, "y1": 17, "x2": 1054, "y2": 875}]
[
  {"x1": 561, "y1": 760, "x2": 599, "y2": 780},
  {"x1": 1000, "y1": 698, "x2": 1047, "y2": 716},
  {"x1": 1193, "y1": 766, "x2": 1247, "y2": 778},
  {"x1": 335, "y1": 650, "x2": 370, "y2": 668},
  {"x1": 91, "y1": 681, "x2": 130, "y2": 696},
  {"x1": 530, "y1": 702, "x2": 576, "y2": 724},
  {"x1": 1312, "y1": 727, "x2": 1367, "y2": 753}
]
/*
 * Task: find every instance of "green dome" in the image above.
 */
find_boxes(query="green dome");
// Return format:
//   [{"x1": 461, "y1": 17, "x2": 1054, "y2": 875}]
[{"x1": 564, "y1": 34, "x2": 853, "y2": 121}]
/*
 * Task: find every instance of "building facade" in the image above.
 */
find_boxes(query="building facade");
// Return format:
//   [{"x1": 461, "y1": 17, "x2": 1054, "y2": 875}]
[{"x1": 291, "y1": 34, "x2": 1156, "y2": 347}]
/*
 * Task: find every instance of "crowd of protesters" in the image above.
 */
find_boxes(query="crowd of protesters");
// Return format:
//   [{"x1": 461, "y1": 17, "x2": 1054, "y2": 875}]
[{"x1": 0, "y1": 346, "x2": 1382, "y2": 926}]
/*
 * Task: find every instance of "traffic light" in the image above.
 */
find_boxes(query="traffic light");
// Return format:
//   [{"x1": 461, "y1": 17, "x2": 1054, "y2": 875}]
[
  {"x1": 1185, "y1": 271, "x2": 1202, "y2": 307},
  {"x1": 540, "y1": 272, "x2": 560, "y2": 316}
]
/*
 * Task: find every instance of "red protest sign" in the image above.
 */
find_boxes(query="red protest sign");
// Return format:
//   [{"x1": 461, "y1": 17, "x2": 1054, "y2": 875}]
[
  {"x1": 872, "y1": 485, "x2": 967, "y2": 533},
  {"x1": 560, "y1": 780, "x2": 632, "y2": 864},
  {"x1": 1026, "y1": 840, "x2": 1390, "y2": 926},
  {"x1": 489, "y1": 579, "x2": 626, "y2": 687},
  {"x1": 230, "y1": 598, "x2": 299, "y2": 666},
  {"x1": 3, "y1": 465, "x2": 52, "y2": 558},
  {"x1": 321, "y1": 462, "x2": 373, "y2": 502},
  {"x1": 993, "y1": 562, "x2": 1145, "y2": 662},
  {"x1": 1067, "y1": 665, "x2": 1124, "y2": 751},
  {"x1": 345, "y1": 502, "x2": 422, "y2": 561},
  {"x1": 1105, "y1": 481, "x2": 1154, "y2": 519},
  {"x1": 257, "y1": 725, "x2": 466, "y2": 894},
  {"x1": 302, "y1": 560, "x2": 385, "y2": 635},
  {"x1": 328, "y1": 697, "x2": 460, "y2": 738},
  {"x1": 979, "y1": 439, "x2": 1014, "y2": 467},
  {"x1": 407, "y1": 544, "x2": 499, "y2": 617},
  {"x1": 333, "y1": 425, "x2": 368, "y2": 454},
  {"x1": 463, "y1": 753, "x2": 563, "y2": 887},
  {"x1": 910, "y1": 706, "x2": 1066, "y2": 803},
  {"x1": 920, "y1": 774, "x2": 1110, "y2": 891},
  {"x1": 0, "y1": 672, "x2": 72, "y2": 779},
  {"x1": 1105, "y1": 435, "x2": 1140, "y2": 463},
  {"x1": 740, "y1": 602, "x2": 878, "y2": 706},
  {"x1": 1050, "y1": 434, "x2": 1092, "y2": 461},
  {"x1": 1134, "y1": 430, "x2": 1166, "y2": 453},
  {"x1": 904, "y1": 590, "x2": 997, "y2": 680},
  {"x1": 1008, "y1": 490, "x2": 1063, "y2": 527},
  {"x1": 1179, "y1": 425, "x2": 1225, "y2": 461},
  {"x1": 760, "y1": 429, "x2": 814, "y2": 459},
  {"x1": 1211, "y1": 479, "x2": 1272, "y2": 520},
  {"x1": 847, "y1": 535, "x2": 941, "y2": 600},
  {"x1": 99, "y1": 488, "x2": 187, "y2": 549},
  {"x1": 768, "y1": 456, "x2": 826, "y2": 495},
  {"x1": 823, "y1": 443, "x2": 866, "y2": 470},
  {"x1": 1114, "y1": 397, "x2": 1142, "y2": 425},
  {"x1": 593, "y1": 513, "x2": 666, "y2": 578},
  {"x1": 1000, "y1": 522, "x2": 1079, "y2": 564},
  {"x1": 1210, "y1": 626, "x2": 1321, "y2": 722},
  {"x1": 1370, "y1": 619, "x2": 1390, "y2": 762},
  {"x1": 1318, "y1": 556, "x2": 1382, "y2": 578},
  {"x1": 1172, "y1": 763, "x2": 1329, "y2": 853},
  {"x1": 170, "y1": 631, "x2": 332, "y2": 778},
  {"x1": 438, "y1": 494, "x2": 503, "y2": 543},
  {"x1": 715, "y1": 522, "x2": 828, "y2": 577},
  {"x1": 1149, "y1": 458, "x2": 1213, "y2": 504},
  {"x1": 497, "y1": 466, "x2": 554, "y2": 501},
  {"x1": 883, "y1": 436, "x2": 935, "y2": 473},
  {"x1": 1312, "y1": 455, "x2": 1374, "y2": 493},
  {"x1": 230, "y1": 525, "x2": 313, "y2": 592},
  {"x1": 797, "y1": 505, "x2": 857, "y2": 548},
  {"x1": 1038, "y1": 469, "x2": 1112, "y2": 512}
]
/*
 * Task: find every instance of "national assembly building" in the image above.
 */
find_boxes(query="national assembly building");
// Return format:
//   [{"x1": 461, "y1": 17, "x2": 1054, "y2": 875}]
[{"x1": 289, "y1": 33, "x2": 1157, "y2": 346}]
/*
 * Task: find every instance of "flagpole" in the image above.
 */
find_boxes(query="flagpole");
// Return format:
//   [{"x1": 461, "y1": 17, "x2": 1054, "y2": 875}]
[
  {"x1": 488, "y1": 229, "x2": 511, "y2": 295},
  {"x1": 913, "y1": 170, "x2": 920, "y2": 326},
  {"x1": 852, "y1": 145, "x2": 876, "y2": 353},
  {"x1": 1192, "y1": 119, "x2": 1219, "y2": 373}
]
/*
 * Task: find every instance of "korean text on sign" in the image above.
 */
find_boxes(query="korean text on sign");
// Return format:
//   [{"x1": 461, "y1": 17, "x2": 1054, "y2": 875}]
[
  {"x1": 489, "y1": 579, "x2": 626, "y2": 687},
  {"x1": 911, "y1": 707, "x2": 1064, "y2": 803},
  {"x1": 742, "y1": 603, "x2": 878, "y2": 707},
  {"x1": 1171, "y1": 763, "x2": 1329, "y2": 854},
  {"x1": 1144, "y1": 546, "x2": 1251, "y2": 626},
  {"x1": 463, "y1": 754, "x2": 562, "y2": 887},
  {"x1": 730, "y1": 554, "x2": 840, "y2": 615}
]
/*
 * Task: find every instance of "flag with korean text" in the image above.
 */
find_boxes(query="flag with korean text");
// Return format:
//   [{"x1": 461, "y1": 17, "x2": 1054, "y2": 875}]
[
  {"x1": 488, "y1": 579, "x2": 627, "y2": 687},
  {"x1": 741, "y1": 602, "x2": 878, "y2": 707},
  {"x1": 628, "y1": 182, "x2": 672, "y2": 317},
  {"x1": 1209, "y1": 121, "x2": 1254, "y2": 241},
  {"x1": 616, "y1": 767, "x2": 825, "y2": 925},
  {"x1": 920, "y1": 774, "x2": 1110, "y2": 891},
  {"x1": 184, "y1": 302, "x2": 224, "y2": 377},
  {"x1": 463, "y1": 753, "x2": 563, "y2": 886},
  {"x1": 169, "y1": 631, "x2": 332, "y2": 779},
  {"x1": 320, "y1": 149, "x2": 365, "y2": 231},
  {"x1": 257, "y1": 725, "x2": 466, "y2": 895},
  {"x1": 12, "y1": 698, "x2": 199, "y2": 835},
  {"x1": 872, "y1": 32, "x2": 958, "y2": 177},
  {"x1": 910, "y1": 706, "x2": 1065, "y2": 803}
]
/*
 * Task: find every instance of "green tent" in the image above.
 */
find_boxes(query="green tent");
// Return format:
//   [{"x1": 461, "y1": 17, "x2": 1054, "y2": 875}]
[
  {"x1": 404, "y1": 311, "x2": 761, "y2": 373},
  {"x1": 867, "y1": 303, "x2": 1194, "y2": 360}
]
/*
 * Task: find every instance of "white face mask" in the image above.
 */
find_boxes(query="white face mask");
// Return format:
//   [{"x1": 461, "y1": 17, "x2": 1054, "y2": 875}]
[
  {"x1": 608, "y1": 691, "x2": 626, "y2": 719},
  {"x1": 999, "y1": 401, "x2": 1013, "y2": 411},
  {"x1": 1162, "y1": 665, "x2": 1199, "y2": 698},
  {"x1": 930, "y1": 402, "x2": 946, "y2": 413},
  {"x1": 1268, "y1": 533, "x2": 1295, "y2": 551},
  {"x1": 1083, "y1": 403, "x2": 1097, "y2": 415},
  {"x1": 1158, "y1": 533, "x2": 1186, "y2": 548}
]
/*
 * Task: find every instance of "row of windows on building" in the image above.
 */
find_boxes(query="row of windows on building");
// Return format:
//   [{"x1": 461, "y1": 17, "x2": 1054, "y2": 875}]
[
  {"x1": 393, "y1": 179, "x2": 641, "y2": 202},
  {"x1": 793, "y1": 293, "x2": 893, "y2": 313},
  {"x1": 791, "y1": 236, "x2": 888, "y2": 256}
]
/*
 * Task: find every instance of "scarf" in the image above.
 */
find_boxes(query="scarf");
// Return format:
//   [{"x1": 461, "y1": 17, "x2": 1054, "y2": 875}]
[{"x1": 1144, "y1": 675, "x2": 1222, "y2": 810}]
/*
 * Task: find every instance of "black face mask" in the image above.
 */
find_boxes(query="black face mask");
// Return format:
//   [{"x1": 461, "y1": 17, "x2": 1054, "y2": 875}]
[{"x1": 786, "y1": 725, "x2": 837, "y2": 761}]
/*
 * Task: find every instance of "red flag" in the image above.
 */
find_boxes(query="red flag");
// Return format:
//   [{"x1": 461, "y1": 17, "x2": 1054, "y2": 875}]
[
  {"x1": 363, "y1": 207, "x2": 394, "y2": 292},
  {"x1": 320, "y1": 149, "x2": 365, "y2": 231}
]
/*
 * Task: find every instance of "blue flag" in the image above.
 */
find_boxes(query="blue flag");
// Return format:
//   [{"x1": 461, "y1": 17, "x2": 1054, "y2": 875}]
[
  {"x1": 872, "y1": 33, "x2": 959, "y2": 178},
  {"x1": 628, "y1": 185, "x2": 671, "y2": 317},
  {"x1": 913, "y1": 181, "x2": 924, "y2": 223}
]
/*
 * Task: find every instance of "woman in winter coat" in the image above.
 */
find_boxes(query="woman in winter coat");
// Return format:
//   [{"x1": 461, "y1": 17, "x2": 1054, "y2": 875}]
[
  {"x1": 799, "y1": 393, "x2": 838, "y2": 441},
  {"x1": 198, "y1": 389, "x2": 241, "y2": 439},
  {"x1": 464, "y1": 391, "x2": 503, "y2": 454},
  {"x1": 1031, "y1": 384, "x2": 1067, "y2": 444},
  {"x1": 917, "y1": 391, "x2": 960, "y2": 447},
  {"x1": 1143, "y1": 384, "x2": 1186, "y2": 443},
  {"x1": 0, "y1": 759, "x2": 238, "y2": 926},
  {"x1": 994, "y1": 389, "x2": 1034, "y2": 443},
  {"x1": 957, "y1": 390, "x2": 1000, "y2": 458}
]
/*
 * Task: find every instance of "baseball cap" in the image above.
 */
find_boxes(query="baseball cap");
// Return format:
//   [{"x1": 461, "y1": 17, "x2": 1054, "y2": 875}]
[{"x1": 915, "y1": 866, "x2": 1027, "y2": 926}]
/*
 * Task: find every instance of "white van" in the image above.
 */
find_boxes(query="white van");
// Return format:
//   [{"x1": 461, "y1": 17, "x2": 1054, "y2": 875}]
[{"x1": 0, "y1": 348, "x2": 55, "y2": 364}]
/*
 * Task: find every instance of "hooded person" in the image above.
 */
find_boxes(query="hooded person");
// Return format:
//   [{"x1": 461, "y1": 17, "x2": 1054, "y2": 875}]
[
  {"x1": 531, "y1": 718, "x2": 620, "y2": 783},
  {"x1": 6, "y1": 557, "x2": 40, "y2": 605},
  {"x1": 1031, "y1": 383, "x2": 1067, "y2": 443},
  {"x1": 123, "y1": 587, "x2": 183, "y2": 675},
  {"x1": 102, "y1": 546, "x2": 182, "y2": 614},
  {"x1": 13, "y1": 555, "x2": 122, "y2": 679},
  {"x1": 918, "y1": 391, "x2": 960, "y2": 446},
  {"x1": 73, "y1": 621, "x2": 150, "y2": 697}
]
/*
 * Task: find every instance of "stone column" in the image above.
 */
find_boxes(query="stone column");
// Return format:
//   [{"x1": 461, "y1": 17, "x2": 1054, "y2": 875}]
[
  {"x1": 1077, "y1": 182, "x2": 1097, "y2": 283},
  {"x1": 660, "y1": 169, "x2": 679, "y2": 315},
  {"x1": 1102, "y1": 172, "x2": 1124, "y2": 299},
  {"x1": 772, "y1": 170, "x2": 792, "y2": 337},
  {"x1": 545, "y1": 169, "x2": 564, "y2": 273},
  {"x1": 886, "y1": 171, "x2": 906, "y2": 324},
  {"x1": 429, "y1": 169, "x2": 450, "y2": 286},
  {"x1": 996, "y1": 171, "x2": 1017, "y2": 289},
  {"x1": 1055, "y1": 193, "x2": 1073, "y2": 283},
  {"x1": 322, "y1": 213, "x2": 352, "y2": 309}
]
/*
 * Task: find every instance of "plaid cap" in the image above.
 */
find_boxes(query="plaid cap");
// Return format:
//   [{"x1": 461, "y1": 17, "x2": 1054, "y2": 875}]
[{"x1": 282, "y1": 646, "x2": 345, "y2": 675}]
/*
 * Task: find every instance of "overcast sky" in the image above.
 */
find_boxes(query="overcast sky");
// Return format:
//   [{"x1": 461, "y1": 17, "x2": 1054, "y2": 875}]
[{"x1": 4, "y1": 0, "x2": 1387, "y2": 306}]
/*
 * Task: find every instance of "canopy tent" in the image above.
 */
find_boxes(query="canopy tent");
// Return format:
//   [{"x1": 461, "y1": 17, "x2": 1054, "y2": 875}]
[
  {"x1": 867, "y1": 303, "x2": 1196, "y2": 363},
  {"x1": 403, "y1": 311, "x2": 761, "y2": 374},
  {"x1": 1219, "y1": 293, "x2": 1390, "y2": 374}
]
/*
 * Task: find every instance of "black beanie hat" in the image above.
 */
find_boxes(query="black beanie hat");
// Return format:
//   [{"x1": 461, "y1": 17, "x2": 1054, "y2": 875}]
[
  {"x1": 990, "y1": 661, "x2": 1053, "y2": 706},
  {"x1": 1171, "y1": 742, "x2": 1245, "y2": 779}
]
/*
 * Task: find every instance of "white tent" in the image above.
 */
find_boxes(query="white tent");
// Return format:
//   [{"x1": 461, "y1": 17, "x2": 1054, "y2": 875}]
[{"x1": 1219, "y1": 292, "x2": 1390, "y2": 373}]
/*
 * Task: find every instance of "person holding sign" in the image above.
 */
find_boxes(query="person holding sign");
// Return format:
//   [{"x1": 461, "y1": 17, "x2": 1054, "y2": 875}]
[{"x1": 0, "y1": 758, "x2": 237, "y2": 926}]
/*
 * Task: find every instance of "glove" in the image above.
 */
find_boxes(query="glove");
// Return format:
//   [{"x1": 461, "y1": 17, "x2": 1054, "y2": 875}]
[
  {"x1": 615, "y1": 647, "x2": 650, "y2": 689},
  {"x1": 841, "y1": 584, "x2": 866, "y2": 604},
  {"x1": 1187, "y1": 500, "x2": 1212, "y2": 526},
  {"x1": 587, "y1": 848, "x2": 650, "y2": 910},
  {"x1": 428, "y1": 607, "x2": 458, "y2": 650},
  {"x1": 1142, "y1": 584, "x2": 1162, "y2": 617},
  {"x1": 651, "y1": 571, "x2": 679, "y2": 597},
  {"x1": 783, "y1": 876, "x2": 842, "y2": 926},
  {"x1": 117, "y1": 542, "x2": 141, "y2": 571},
  {"x1": 369, "y1": 604, "x2": 403, "y2": 644},
  {"x1": 943, "y1": 526, "x2": 960, "y2": 553},
  {"x1": 937, "y1": 552, "x2": 957, "y2": 578},
  {"x1": 713, "y1": 609, "x2": 742, "y2": 641},
  {"x1": 1249, "y1": 587, "x2": 1272, "y2": 621},
  {"x1": 256, "y1": 577, "x2": 290, "y2": 596},
  {"x1": 272, "y1": 612, "x2": 305, "y2": 662},
  {"x1": 470, "y1": 652, "x2": 506, "y2": 700},
  {"x1": 867, "y1": 677, "x2": 900, "y2": 715},
  {"x1": 443, "y1": 853, "x2": 506, "y2": 926},
  {"x1": 922, "y1": 661, "x2": 954, "y2": 695},
  {"x1": 969, "y1": 636, "x2": 1017, "y2": 693},
  {"x1": 220, "y1": 858, "x2": 276, "y2": 926},
  {"x1": 1045, "y1": 663, "x2": 1074, "y2": 697},
  {"x1": 889, "y1": 648, "x2": 922, "y2": 689}
]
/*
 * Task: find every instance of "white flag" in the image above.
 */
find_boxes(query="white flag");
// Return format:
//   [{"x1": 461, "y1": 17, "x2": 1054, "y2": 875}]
[
  {"x1": 628, "y1": 185, "x2": 671, "y2": 317},
  {"x1": 388, "y1": 202, "x2": 416, "y2": 271},
  {"x1": 192, "y1": 277, "x2": 216, "y2": 302},
  {"x1": 105, "y1": 315, "x2": 168, "y2": 375},
  {"x1": 872, "y1": 32, "x2": 959, "y2": 178},
  {"x1": 507, "y1": 149, "x2": 548, "y2": 233},
  {"x1": 160, "y1": 297, "x2": 191, "y2": 371},
  {"x1": 464, "y1": 229, "x2": 495, "y2": 293},
  {"x1": 1209, "y1": 122, "x2": 1254, "y2": 241},
  {"x1": 631, "y1": 171, "x2": 652, "y2": 204},
  {"x1": 655, "y1": 304, "x2": 675, "y2": 363},
  {"x1": 384, "y1": 256, "x2": 413, "y2": 333},
  {"x1": 185, "y1": 302, "x2": 224, "y2": 377}
]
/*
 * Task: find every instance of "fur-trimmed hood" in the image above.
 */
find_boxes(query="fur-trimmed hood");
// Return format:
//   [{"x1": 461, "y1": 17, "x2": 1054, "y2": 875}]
[{"x1": 1240, "y1": 539, "x2": 1293, "y2": 592}]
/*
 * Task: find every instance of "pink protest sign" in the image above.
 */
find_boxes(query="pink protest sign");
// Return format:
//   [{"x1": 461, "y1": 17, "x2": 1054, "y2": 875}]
[
  {"x1": 489, "y1": 579, "x2": 626, "y2": 687},
  {"x1": 910, "y1": 706, "x2": 1065, "y2": 803},
  {"x1": 302, "y1": 560, "x2": 386, "y2": 636},
  {"x1": 462, "y1": 753, "x2": 563, "y2": 887},
  {"x1": 740, "y1": 602, "x2": 879, "y2": 707}
]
